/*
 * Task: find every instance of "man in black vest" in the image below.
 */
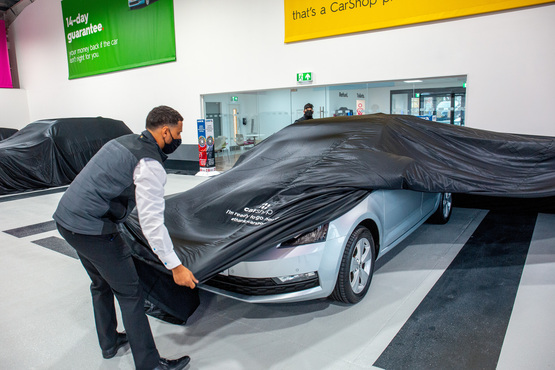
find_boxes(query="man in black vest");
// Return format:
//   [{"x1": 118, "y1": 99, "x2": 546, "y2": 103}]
[{"x1": 54, "y1": 106, "x2": 195, "y2": 370}]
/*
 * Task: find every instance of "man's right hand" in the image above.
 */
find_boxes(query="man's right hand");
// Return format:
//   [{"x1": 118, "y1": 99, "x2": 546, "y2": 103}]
[{"x1": 171, "y1": 265, "x2": 199, "y2": 289}]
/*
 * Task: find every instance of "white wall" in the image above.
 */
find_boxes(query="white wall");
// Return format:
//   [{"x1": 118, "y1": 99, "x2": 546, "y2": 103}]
[
  {"x1": 0, "y1": 88, "x2": 29, "y2": 128},
  {"x1": 8, "y1": 0, "x2": 555, "y2": 141}
]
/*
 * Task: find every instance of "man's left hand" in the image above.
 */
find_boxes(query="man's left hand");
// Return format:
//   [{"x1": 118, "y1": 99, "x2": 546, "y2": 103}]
[{"x1": 171, "y1": 265, "x2": 199, "y2": 289}]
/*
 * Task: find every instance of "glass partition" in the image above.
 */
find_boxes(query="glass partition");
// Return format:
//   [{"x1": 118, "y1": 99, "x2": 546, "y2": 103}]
[{"x1": 202, "y1": 76, "x2": 467, "y2": 162}]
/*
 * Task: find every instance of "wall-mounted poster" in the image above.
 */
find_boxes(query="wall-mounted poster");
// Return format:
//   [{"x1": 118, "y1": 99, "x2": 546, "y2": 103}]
[
  {"x1": 284, "y1": 0, "x2": 554, "y2": 43},
  {"x1": 61, "y1": 0, "x2": 176, "y2": 79},
  {"x1": 0, "y1": 20, "x2": 13, "y2": 88}
]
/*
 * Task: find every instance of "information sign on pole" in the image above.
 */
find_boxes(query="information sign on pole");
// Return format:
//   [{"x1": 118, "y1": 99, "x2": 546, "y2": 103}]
[{"x1": 197, "y1": 119, "x2": 217, "y2": 176}]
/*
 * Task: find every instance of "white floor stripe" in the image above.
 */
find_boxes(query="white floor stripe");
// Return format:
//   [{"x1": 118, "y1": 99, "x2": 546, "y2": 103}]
[{"x1": 497, "y1": 213, "x2": 555, "y2": 369}]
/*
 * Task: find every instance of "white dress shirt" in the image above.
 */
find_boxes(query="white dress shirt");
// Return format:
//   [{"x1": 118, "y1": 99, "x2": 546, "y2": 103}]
[{"x1": 133, "y1": 157, "x2": 181, "y2": 270}]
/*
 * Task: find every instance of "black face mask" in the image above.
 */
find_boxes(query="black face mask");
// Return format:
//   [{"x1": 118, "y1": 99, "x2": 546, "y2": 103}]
[
  {"x1": 162, "y1": 130, "x2": 182, "y2": 154},
  {"x1": 304, "y1": 110, "x2": 314, "y2": 119}
]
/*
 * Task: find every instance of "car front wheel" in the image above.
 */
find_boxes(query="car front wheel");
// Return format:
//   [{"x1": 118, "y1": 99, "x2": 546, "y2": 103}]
[{"x1": 330, "y1": 226, "x2": 376, "y2": 304}]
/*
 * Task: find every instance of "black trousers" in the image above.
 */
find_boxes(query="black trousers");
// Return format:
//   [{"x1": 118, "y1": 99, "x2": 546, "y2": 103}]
[{"x1": 57, "y1": 224, "x2": 160, "y2": 370}]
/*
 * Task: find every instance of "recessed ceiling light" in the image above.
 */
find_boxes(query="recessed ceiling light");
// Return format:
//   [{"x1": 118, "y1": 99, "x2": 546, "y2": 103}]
[{"x1": 404, "y1": 80, "x2": 423, "y2": 83}]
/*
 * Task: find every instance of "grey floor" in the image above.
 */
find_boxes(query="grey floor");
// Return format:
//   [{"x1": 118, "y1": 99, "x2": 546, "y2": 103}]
[{"x1": 1, "y1": 174, "x2": 554, "y2": 370}]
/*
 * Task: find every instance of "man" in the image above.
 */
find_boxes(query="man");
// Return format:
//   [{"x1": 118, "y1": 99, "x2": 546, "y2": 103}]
[
  {"x1": 294, "y1": 102, "x2": 314, "y2": 123},
  {"x1": 54, "y1": 106, "x2": 196, "y2": 370}
]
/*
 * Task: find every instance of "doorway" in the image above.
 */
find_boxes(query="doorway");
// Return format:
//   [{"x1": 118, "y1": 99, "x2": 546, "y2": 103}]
[
  {"x1": 290, "y1": 87, "x2": 327, "y2": 122},
  {"x1": 206, "y1": 102, "x2": 222, "y2": 137},
  {"x1": 422, "y1": 92, "x2": 465, "y2": 126},
  {"x1": 391, "y1": 86, "x2": 466, "y2": 125}
]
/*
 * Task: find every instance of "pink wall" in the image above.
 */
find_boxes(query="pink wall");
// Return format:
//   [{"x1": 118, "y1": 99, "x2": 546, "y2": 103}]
[{"x1": 0, "y1": 20, "x2": 13, "y2": 88}]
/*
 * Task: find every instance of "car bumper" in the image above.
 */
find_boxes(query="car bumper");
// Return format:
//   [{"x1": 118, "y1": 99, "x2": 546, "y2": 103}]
[{"x1": 200, "y1": 232, "x2": 347, "y2": 303}]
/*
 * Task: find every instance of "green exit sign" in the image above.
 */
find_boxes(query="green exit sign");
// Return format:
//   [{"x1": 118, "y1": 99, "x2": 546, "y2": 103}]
[
  {"x1": 231, "y1": 96, "x2": 238, "y2": 101},
  {"x1": 297, "y1": 72, "x2": 313, "y2": 84}
]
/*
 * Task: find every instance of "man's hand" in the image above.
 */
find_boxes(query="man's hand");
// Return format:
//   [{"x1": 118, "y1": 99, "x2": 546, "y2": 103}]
[{"x1": 171, "y1": 264, "x2": 199, "y2": 289}]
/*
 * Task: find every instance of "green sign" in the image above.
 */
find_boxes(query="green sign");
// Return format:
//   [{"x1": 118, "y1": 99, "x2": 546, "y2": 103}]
[
  {"x1": 61, "y1": 0, "x2": 176, "y2": 79},
  {"x1": 297, "y1": 72, "x2": 313, "y2": 84},
  {"x1": 231, "y1": 96, "x2": 238, "y2": 101}
]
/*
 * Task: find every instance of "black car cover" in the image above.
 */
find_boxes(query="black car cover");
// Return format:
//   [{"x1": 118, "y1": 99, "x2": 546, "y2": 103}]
[
  {"x1": 0, "y1": 117, "x2": 132, "y2": 195},
  {"x1": 0, "y1": 128, "x2": 18, "y2": 141},
  {"x1": 122, "y1": 113, "x2": 555, "y2": 294}
]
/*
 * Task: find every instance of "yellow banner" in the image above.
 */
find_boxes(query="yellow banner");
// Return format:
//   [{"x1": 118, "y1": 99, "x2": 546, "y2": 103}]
[{"x1": 284, "y1": 0, "x2": 554, "y2": 42}]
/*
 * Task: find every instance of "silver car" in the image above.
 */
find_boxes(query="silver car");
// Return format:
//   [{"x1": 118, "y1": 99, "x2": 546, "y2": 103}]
[{"x1": 201, "y1": 190, "x2": 452, "y2": 304}]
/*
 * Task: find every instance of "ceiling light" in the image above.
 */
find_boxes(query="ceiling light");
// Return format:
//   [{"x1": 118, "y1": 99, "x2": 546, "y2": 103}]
[{"x1": 404, "y1": 80, "x2": 423, "y2": 83}]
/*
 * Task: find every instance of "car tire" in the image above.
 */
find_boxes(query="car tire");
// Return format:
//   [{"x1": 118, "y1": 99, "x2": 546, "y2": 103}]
[
  {"x1": 330, "y1": 226, "x2": 376, "y2": 304},
  {"x1": 428, "y1": 192, "x2": 452, "y2": 224}
]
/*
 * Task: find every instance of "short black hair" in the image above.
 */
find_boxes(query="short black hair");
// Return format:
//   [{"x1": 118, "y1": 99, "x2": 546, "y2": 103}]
[
  {"x1": 146, "y1": 105, "x2": 183, "y2": 129},
  {"x1": 304, "y1": 103, "x2": 314, "y2": 110}
]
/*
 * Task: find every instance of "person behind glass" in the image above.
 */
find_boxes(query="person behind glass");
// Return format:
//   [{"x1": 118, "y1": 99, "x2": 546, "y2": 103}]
[
  {"x1": 294, "y1": 103, "x2": 314, "y2": 123},
  {"x1": 53, "y1": 105, "x2": 197, "y2": 370}
]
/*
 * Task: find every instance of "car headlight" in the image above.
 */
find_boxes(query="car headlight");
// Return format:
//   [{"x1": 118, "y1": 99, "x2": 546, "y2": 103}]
[
  {"x1": 279, "y1": 224, "x2": 329, "y2": 247},
  {"x1": 272, "y1": 271, "x2": 318, "y2": 284}
]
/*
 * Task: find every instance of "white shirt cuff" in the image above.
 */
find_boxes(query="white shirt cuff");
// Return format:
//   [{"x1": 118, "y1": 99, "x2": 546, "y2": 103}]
[{"x1": 158, "y1": 251, "x2": 182, "y2": 270}]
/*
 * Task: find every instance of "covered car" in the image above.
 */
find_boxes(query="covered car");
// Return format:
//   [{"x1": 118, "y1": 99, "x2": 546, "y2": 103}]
[
  {"x1": 121, "y1": 113, "x2": 555, "y2": 320},
  {"x1": 0, "y1": 117, "x2": 132, "y2": 195}
]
